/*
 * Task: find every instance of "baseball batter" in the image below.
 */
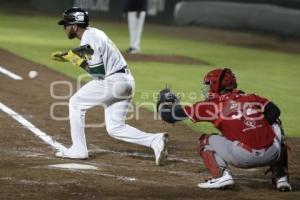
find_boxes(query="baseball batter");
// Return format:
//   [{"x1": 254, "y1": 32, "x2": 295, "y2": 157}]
[
  {"x1": 51, "y1": 7, "x2": 168, "y2": 166},
  {"x1": 157, "y1": 68, "x2": 292, "y2": 191}
]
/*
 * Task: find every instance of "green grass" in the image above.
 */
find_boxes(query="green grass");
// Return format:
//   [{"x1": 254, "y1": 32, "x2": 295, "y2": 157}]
[{"x1": 0, "y1": 13, "x2": 299, "y2": 137}]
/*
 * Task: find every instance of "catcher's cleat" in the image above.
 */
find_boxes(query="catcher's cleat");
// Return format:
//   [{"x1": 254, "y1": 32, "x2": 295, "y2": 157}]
[
  {"x1": 152, "y1": 133, "x2": 168, "y2": 166},
  {"x1": 55, "y1": 149, "x2": 88, "y2": 160},
  {"x1": 197, "y1": 170, "x2": 234, "y2": 189},
  {"x1": 276, "y1": 176, "x2": 293, "y2": 192}
]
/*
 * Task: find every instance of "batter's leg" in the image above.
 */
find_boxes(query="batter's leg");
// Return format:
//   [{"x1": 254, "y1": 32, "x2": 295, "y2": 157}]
[
  {"x1": 105, "y1": 99, "x2": 168, "y2": 165},
  {"x1": 56, "y1": 80, "x2": 113, "y2": 159}
]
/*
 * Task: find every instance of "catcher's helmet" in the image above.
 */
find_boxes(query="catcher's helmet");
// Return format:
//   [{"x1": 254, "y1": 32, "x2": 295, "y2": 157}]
[
  {"x1": 58, "y1": 7, "x2": 89, "y2": 27},
  {"x1": 203, "y1": 68, "x2": 237, "y2": 94}
]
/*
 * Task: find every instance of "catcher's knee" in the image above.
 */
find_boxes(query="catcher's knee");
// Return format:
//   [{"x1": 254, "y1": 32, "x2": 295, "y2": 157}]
[
  {"x1": 197, "y1": 134, "x2": 211, "y2": 155},
  {"x1": 197, "y1": 134, "x2": 225, "y2": 178}
]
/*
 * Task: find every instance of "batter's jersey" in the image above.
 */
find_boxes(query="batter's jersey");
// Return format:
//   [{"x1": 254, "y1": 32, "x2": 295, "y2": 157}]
[
  {"x1": 184, "y1": 90, "x2": 275, "y2": 149},
  {"x1": 80, "y1": 27, "x2": 127, "y2": 76}
]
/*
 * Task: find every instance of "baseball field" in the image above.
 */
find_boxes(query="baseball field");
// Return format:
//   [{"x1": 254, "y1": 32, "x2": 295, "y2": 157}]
[{"x1": 0, "y1": 13, "x2": 299, "y2": 199}]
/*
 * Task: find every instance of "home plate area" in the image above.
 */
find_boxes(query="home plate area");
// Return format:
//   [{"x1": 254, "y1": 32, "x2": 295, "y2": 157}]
[{"x1": 0, "y1": 49, "x2": 299, "y2": 199}]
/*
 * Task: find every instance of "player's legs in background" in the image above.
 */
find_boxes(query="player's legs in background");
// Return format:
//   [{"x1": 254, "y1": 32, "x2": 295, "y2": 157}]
[
  {"x1": 127, "y1": 12, "x2": 136, "y2": 52},
  {"x1": 127, "y1": 11, "x2": 146, "y2": 53},
  {"x1": 133, "y1": 11, "x2": 146, "y2": 51}
]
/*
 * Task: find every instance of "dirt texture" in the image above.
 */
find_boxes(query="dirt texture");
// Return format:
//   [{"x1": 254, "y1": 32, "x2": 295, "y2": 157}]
[{"x1": 0, "y1": 45, "x2": 299, "y2": 200}]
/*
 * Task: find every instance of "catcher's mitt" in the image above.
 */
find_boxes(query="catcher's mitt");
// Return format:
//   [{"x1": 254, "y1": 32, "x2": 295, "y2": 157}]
[{"x1": 156, "y1": 88, "x2": 179, "y2": 112}]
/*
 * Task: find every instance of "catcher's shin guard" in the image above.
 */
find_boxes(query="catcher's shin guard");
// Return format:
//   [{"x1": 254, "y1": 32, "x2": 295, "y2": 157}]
[
  {"x1": 197, "y1": 134, "x2": 223, "y2": 178},
  {"x1": 271, "y1": 143, "x2": 288, "y2": 185},
  {"x1": 267, "y1": 122, "x2": 292, "y2": 192},
  {"x1": 270, "y1": 144, "x2": 292, "y2": 191},
  {"x1": 201, "y1": 151, "x2": 223, "y2": 178}
]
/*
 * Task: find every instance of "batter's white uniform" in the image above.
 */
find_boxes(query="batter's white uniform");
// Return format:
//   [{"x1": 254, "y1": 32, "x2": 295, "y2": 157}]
[{"x1": 57, "y1": 27, "x2": 167, "y2": 164}]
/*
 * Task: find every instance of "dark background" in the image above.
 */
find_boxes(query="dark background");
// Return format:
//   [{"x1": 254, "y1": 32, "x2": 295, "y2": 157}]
[{"x1": 1, "y1": 0, "x2": 300, "y2": 37}]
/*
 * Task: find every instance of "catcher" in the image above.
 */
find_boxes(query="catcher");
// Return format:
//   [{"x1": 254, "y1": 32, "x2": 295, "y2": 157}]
[{"x1": 157, "y1": 68, "x2": 292, "y2": 191}]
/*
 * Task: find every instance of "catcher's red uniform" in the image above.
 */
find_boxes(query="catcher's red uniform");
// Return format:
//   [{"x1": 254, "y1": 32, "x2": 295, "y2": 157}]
[
  {"x1": 192, "y1": 68, "x2": 291, "y2": 191},
  {"x1": 184, "y1": 89, "x2": 275, "y2": 149},
  {"x1": 157, "y1": 68, "x2": 292, "y2": 191}
]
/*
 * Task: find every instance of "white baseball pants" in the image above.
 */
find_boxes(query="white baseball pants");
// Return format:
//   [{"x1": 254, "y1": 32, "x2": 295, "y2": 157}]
[
  {"x1": 68, "y1": 72, "x2": 160, "y2": 155},
  {"x1": 127, "y1": 11, "x2": 146, "y2": 50}
]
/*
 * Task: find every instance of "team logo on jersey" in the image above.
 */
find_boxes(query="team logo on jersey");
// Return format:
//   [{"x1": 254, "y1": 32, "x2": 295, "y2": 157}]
[
  {"x1": 243, "y1": 119, "x2": 262, "y2": 132},
  {"x1": 245, "y1": 119, "x2": 256, "y2": 128}
]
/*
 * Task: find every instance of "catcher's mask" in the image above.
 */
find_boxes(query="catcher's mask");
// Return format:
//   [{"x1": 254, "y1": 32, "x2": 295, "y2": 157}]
[
  {"x1": 58, "y1": 7, "x2": 89, "y2": 27},
  {"x1": 202, "y1": 68, "x2": 237, "y2": 99}
]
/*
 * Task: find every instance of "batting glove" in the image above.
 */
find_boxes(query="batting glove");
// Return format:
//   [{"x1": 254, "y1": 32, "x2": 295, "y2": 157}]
[
  {"x1": 63, "y1": 50, "x2": 88, "y2": 68},
  {"x1": 51, "y1": 51, "x2": 68, "y2": 62}
]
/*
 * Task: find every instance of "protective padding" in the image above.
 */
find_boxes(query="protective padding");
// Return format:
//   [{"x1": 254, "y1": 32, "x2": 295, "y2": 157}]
[
  {"x1": 197, "y1": 134, "x2": 222, "y2": 178},
  {"x1": 201, "y1": 151, "x2": 223, "y2": 178}
]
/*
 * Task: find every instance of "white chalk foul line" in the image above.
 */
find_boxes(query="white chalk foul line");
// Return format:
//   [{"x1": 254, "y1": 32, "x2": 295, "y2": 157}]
[
  {"x1": 0, "y1": 101, "x2": 201, "y2": 165},
  {"x1": 0, "y1": 102, "x2": 156, "y2": 183},
  {"x1": 0, "y1": 101, "x2": 201, "y2": 184},
  {"x1": 0, "y1": 102, "x2": 66, "y2": 152},
  {"x1": 0, "y1": 66, "x2": 23, "y2": 80}
]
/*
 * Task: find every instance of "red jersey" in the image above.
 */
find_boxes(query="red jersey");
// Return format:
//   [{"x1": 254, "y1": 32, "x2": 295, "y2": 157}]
[{"x1": 183, "y1": 90, "x2": 275, "y2": 149}]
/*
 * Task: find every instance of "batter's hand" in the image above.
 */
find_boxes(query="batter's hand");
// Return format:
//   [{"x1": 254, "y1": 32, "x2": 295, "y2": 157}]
[
  {"x1": 63, "y1": 50, "x2": 88, "y2": 68},
  {"x1": 51, "y1": 51, "x2": 68, "y2": 62}
]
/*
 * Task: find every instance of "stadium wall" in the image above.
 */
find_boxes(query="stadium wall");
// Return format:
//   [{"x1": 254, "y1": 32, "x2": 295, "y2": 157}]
[
  {"x1": 174, "y1": 1, "x2": 300, "y2": 37},
  {"x1": 1, "y1": 0, "x2": 300, "y2": 37}
]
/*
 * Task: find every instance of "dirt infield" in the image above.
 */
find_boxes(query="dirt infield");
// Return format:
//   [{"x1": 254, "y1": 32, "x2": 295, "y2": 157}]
[{"x1": 0, "y1": 49, "x2": 299, "y2": 200}]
